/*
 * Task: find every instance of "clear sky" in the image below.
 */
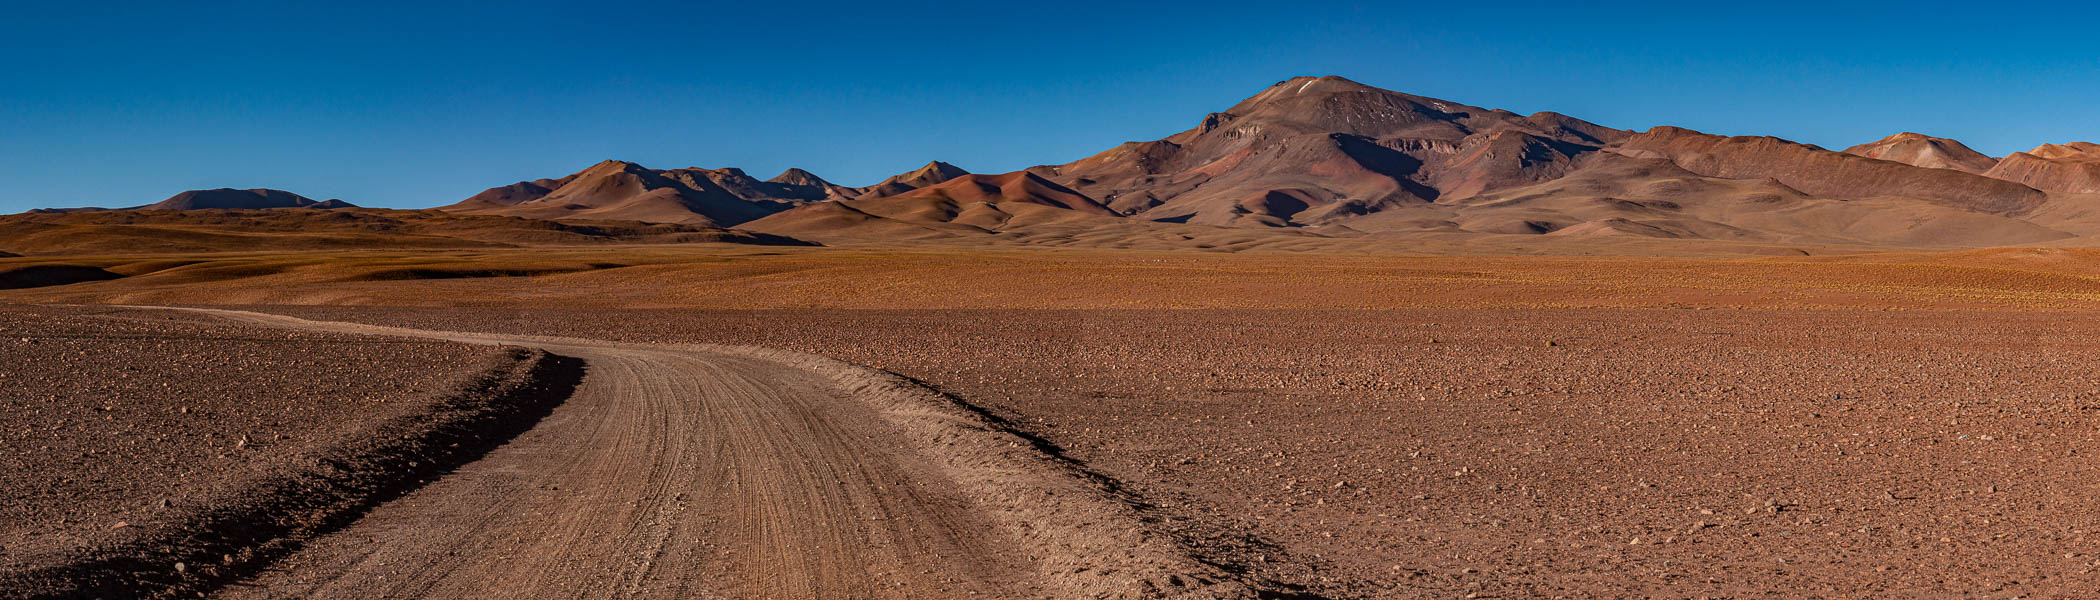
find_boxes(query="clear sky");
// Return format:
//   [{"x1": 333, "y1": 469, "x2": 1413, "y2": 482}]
[{"x1": 4, "y1": 1, "x2": 2097, "y2": 212}]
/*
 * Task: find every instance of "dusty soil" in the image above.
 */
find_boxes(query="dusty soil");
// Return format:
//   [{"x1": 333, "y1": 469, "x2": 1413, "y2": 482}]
[
  {"x1": 0, "y1": 208, "x2": 805, "y2": 255},
  {"x1": 0, "y1": 306, "x2": 490, "y2": 546},
  {"x1": 0, "y1": 305, "x2": 580, "y2": 598},
  {"x1": 160, "y1": 309, "x2": 1271, "y2": 599},
  {"x1": 260, "y1": 305, "x2": 2100, "y2": 598},
  {"x1": 15, "y1": 245, "x2": 2100, "y2": 311}
]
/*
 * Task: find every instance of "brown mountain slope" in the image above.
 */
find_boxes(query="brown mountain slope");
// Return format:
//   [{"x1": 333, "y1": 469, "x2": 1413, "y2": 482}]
[
  {"x1": 1376, "y1": 152, "x2": 2072, "y2": 247},
  {"x1": 744, "y1": 171, "x2": 1112, "y2": 235},
  {"x1": 768, "y1": 168, "x2": 857, "y2": 200},
  {"x1": 880, "y1": 172, "x2": 1116, "y2": 215},
  {"x1": 442, "y1": 160, "x2": 824, "y2": 226},
  {"x1": 1983, "y1": 143, "x2": 2100, "y2": 194},
  {"x1": 738, "y1": 170, "x2": 1388, "y2": 250},
  {"x1": 459, "y1": 176, "x2": 580, "y2": 207},
  {"x1": 1031, "y1": 75, "x2": 1631, "y2": 228},
  {"x1": 856, "y1": 161, "x2": 970, "y2": 198},
  {"x1": 2030, "y1": 142, "x2": 2100, "y2": 160},
  {"x1": 1617, "y1": 127, "x2": 2047, "y2": 216},
  {"x1": 1842, "y1": 133, "x2": 1998, "y2": 174},
  {"x1": 1431, "y1": 130, "x2": 1598, "y2": 200}
]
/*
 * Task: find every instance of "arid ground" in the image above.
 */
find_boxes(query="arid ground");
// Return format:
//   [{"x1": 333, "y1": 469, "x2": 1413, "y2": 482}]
[
  {"x1": 10, "y1": 243, "x2": 2100, "y2": 598},
  {"x1": 254, "y1": 305, "x2": 2100, "y2": 598}
]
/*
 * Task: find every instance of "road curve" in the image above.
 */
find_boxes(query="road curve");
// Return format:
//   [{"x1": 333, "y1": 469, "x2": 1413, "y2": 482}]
[{"x1": 168, "y1": 308, "x2": 1258, "y2": 600}]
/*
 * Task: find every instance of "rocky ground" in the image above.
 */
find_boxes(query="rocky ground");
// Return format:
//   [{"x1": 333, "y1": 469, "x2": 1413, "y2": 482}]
[
  {"x1": 259, "y1": 306, "x2": 2100, "y2": 598},
  {"x1": 0, "y1": 305, "x2": 507, "y2": 592}
]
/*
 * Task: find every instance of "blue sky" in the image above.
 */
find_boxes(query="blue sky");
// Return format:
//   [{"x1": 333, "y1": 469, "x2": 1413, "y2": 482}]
[{"x1": 3, "y1": 1, "x2": 2097, "y2": 212}]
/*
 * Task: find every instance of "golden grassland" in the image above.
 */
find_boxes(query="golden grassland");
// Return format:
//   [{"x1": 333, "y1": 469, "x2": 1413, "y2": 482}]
[{"x1": 11, "y1": 243, "x2": 2100, "y2": 310}]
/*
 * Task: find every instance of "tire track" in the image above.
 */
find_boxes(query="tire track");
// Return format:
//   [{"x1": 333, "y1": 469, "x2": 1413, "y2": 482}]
[{"x1": 164, "y1": 308, "x2": 1272, "y2": 599}]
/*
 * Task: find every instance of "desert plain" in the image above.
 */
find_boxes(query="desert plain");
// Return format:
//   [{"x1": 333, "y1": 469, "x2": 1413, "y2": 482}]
[{"x1": 10, "y1": 238, "x2": 2100, "y2": 598}]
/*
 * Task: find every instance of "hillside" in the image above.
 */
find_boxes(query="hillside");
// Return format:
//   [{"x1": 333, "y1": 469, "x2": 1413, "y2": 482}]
[{"x1": 1841, "y1": 132, "x2": 1998, "y2": 174}]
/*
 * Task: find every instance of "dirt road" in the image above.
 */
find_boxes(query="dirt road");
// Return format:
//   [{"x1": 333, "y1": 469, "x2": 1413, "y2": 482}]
[{"x1": 173, "y1": 309, "x2": 1256, "y2": 600}]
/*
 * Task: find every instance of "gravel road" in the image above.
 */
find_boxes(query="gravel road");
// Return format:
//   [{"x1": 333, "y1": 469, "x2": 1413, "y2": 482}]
[{"x1": 179, "y1": 308, "x2": 1264, "y2": 599}]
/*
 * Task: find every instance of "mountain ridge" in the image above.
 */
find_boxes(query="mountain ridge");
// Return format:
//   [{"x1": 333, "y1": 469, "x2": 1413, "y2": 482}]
[{"x1": 22, "y1": 75, "x2": 2100, "y2": 254}]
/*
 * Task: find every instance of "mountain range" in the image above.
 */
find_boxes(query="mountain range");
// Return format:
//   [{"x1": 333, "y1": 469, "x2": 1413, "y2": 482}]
[{"x1": 30, "y1": 75, "x2": 2100, "y2": 252}]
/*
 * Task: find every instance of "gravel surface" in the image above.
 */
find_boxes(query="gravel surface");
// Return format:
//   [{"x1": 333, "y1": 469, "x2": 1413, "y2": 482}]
[
  {"x1": 0, "y1": 305, "x2": 513, "y2": 596},
  {"x1": 169, "y1": 308, "x2": 1269, "y2": 599},
  {"x1": 261, "y1": 306, "x2": 2100, "y2": 598}
]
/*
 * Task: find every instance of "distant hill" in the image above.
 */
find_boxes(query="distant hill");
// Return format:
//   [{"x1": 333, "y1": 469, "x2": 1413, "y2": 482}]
[
  {"x1": 441, "y1": 160, "x2": 839, "y2": 226},
  {"x1": 1842, "y1": 133, "x2": 1999, "y2": 174},
  {"x1": 443, "y1": 160, "x2": 970, "y2": 226},
  {"x1": 1984, "y1": 143, "x2": 2100, "y2": 195},
  {"x1": 1614, "y1": 126, "x2": 2046, "y2": 216},
  {"x1": 30, "y1": 188, "x2": 356, "y2": 213},
  {"x1": 855, "y1": 161, "x2": 971, "y2": 198},
  {"x1": 146, "y1": 188, "x2": 346, "y2": 210},
  {"x1": 743, "y1": 171, "x2": 1115, "y2": 240}
]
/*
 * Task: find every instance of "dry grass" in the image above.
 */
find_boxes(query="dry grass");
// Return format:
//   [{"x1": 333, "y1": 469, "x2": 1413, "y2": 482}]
[
  {"x1": 0, "y1": 208, "x2": 804, "y2": 256},
  {"x1": 9, "y1": 244, "x2": 2100, "y2": 310}
]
